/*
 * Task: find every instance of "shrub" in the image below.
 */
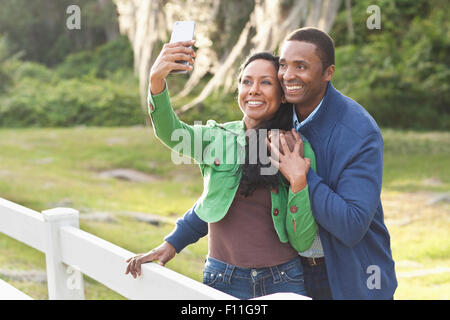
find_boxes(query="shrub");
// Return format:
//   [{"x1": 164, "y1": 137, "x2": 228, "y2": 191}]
[
  {"x1": 331, "y1": 0, "x2": 449, "y2": 130},
  {"x1": 0, "y1": 35, "x2": 143, "y2": 127},
  {"x1": 0, "y1": 75, "x2": 144, "y2": 127},
  {"x1": 56, "y1": 36, "x2": 134, "y2": 79}
]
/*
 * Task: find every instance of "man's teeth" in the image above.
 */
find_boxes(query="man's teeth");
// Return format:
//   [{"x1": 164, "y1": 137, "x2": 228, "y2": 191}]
[
  {"x1": 248, "y1": 101, "x2": 263, "y2": 106},
  {"x1": 286, "y1": 85, "x2": 304, "y2": 90}
]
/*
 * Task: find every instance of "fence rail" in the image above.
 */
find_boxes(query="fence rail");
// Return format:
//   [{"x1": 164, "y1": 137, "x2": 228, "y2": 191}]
[
  {"x1": 0, "y1": 198, "x2": 234, "y2": 300},
  {"x1": 0, "y1": 199, "x2": 46, "y2": 252},
  {"x1": 0, "y1": 197, "x2": 309, "y2": 300},
  {"x1": 0, "y1": 278, "x2": 33, "y2": 300}
]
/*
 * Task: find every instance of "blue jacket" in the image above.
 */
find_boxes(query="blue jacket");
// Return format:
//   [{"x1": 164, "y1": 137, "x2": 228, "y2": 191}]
[{"x1": 165, "y1": 83, "x2": 397, "y2": 299}]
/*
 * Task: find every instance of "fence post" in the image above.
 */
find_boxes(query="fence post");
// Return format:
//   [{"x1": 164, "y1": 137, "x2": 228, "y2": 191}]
[{"x1": 42, "y1": 208, "x2": 85, "y2": 300}]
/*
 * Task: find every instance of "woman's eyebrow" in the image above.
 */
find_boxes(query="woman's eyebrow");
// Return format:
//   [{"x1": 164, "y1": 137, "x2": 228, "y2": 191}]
[{"x1": 243, "y1": 74, "x2": 276, "y2": 79}]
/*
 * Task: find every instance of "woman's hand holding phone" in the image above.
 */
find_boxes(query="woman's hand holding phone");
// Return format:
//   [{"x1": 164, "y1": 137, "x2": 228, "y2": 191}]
[{"x1": 149, "y1": 41, "x2": 196, "y2": 95}]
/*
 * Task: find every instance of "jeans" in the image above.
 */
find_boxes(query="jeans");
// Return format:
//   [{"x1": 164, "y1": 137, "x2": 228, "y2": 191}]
[
  {"x1": 302, "y1": 262, "x2": 333, "y2": 300},
  {"x1": 202, "y1": 256, "x2": 308, "y2": 300}
]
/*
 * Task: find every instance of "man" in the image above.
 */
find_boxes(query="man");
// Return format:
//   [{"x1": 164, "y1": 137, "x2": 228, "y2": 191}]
[{"x1": 130, "y1": 28, "x2": 397, "y2": 300}]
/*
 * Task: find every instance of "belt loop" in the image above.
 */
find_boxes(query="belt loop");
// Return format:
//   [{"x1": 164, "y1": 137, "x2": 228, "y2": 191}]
[
  {"x1": 223, "y1": 263, "x2": 234, "y2": 284},
  {"x1": 270, "y1": 265, "x2": 282, "y2": 284}
]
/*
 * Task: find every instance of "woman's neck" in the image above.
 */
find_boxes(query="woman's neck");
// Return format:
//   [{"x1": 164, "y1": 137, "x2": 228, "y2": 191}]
[{"x1": 243, "y1": 116, "x2": 261, "y2": 130}]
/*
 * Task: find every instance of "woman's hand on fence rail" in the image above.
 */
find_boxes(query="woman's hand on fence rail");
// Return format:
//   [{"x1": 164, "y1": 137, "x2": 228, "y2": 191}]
[{"x1": 125, "y1": 241, "x2": 177, "y2": 279}]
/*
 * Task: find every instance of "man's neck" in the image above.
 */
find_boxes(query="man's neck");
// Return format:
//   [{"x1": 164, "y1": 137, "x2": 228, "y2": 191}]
[{"x1": 294, "y1": 86, "x2": 327, "y2": 122}]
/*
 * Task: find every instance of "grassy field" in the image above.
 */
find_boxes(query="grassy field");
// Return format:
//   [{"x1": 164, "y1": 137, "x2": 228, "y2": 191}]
[{"x1": 0, "y1": 127, "x2": 449, "y2": 300}]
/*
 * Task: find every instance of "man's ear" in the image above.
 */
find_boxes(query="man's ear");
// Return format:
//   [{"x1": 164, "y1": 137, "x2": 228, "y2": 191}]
[{"x1": 324, "y1": 65, "x2": 335, "y2": 82}]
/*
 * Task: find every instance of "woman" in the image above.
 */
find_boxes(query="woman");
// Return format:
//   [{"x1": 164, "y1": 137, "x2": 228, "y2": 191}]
[{"x1": 125, "y1": 40, "x2": 317, "y2": 299}]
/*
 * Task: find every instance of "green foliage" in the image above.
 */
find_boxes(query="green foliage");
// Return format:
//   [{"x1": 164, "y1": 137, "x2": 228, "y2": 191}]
[
  {"x1": 0, "y1": 0, "x2": 119, "y2": 66},
  {"x1": 330, "y1": 0, "x2": 449, "y2": 130},
  {"x1": 0, "y1": 75, "x2": 143, "y2": 127},
  {"x1": 13, "y1": 61, "x2": 57, "y2": 83},
  {"x1": 0, "y1": 35, "x2": 21, "y2": 94},
  {"x1": 0, "y1": 0, "x2": 448, "y2": 130},
  {"x1": 0, "y1": 42, "x2": 12, "y2": 93},
  {"x1": 56, "y1": 36, "x2": 134, "y2": 79},
  {"x1": 0, "y1": 35, "x2": 143, "y2": 127}
]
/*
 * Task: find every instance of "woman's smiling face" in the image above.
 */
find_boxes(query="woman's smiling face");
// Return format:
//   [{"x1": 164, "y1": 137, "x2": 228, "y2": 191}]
[{"x1": 238, "y1": 59, "x2": 283, "y2": 129}]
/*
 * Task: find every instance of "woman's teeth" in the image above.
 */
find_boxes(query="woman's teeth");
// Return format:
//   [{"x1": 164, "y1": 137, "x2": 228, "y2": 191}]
[{"x1": 247, "y1": 101, "x2": 264, "y2": 106}]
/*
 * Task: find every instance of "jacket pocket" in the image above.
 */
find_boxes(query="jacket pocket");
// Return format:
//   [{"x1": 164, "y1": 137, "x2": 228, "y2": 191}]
[
  {"x1": 286, "y1": 213, "x2": 317, "y2": 252},
  {"x1": 285, "y1": 187, "x2": 317, "y2": 252}
]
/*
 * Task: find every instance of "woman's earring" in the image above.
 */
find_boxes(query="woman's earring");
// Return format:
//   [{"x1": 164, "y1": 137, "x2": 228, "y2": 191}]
[{"x1": 281, "y1": 96, "x2": 287, "y2": 104}]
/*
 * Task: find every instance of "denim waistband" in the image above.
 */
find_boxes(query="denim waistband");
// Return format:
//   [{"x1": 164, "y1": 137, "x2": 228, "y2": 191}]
[{"x1": 204, "y1": 256, "x2": 302, "y2": 284}]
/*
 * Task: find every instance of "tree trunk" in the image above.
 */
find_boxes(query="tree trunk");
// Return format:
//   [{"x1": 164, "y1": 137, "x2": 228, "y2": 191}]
[
  {"x1": 345, "y1": 0, "x2": 355, "y2": 41},
  {"x1": 98, "y1": 0, "x2": 120, "y2": 41}
]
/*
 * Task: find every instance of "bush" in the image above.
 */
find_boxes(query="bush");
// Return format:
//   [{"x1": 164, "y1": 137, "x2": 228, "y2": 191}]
[
  {"x1": 331, "y1": 0, "x2": 449, "y2": 130},
  {"x1": 0, "y1": 75, "x2": 144, "y2": 127},
  {"x1": 0, "y1": 35, "x2": 18, "y2": 94},
  {"x1": 0, "y1": 35, "x2": 144, "y2": 127},
  {"x1": 56, "y1": 36, "x2": 134, "y2": 79},
  {"x1": 13, "y1": 61, "x2": 57, "y2": 83}
]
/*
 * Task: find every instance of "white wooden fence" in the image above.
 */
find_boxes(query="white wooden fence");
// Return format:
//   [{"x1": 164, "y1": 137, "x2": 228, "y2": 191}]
[
  {"x1": 0, "y1": 198, "x2": 310, "y2": 300},
  {"x1": 0, "y1": 198, "x2": 235, "y2": 300}
]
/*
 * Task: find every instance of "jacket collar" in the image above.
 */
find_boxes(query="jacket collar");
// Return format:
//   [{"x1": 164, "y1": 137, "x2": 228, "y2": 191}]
[
  {"x1": 216, "y1": 120, "x2": 246, "y2": 146},
  {"x1": 299, "y1": 82, "x2": 340, "y2": 143}
]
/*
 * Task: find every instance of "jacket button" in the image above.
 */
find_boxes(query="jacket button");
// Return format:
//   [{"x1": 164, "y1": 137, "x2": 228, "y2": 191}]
[
  {"x1": 271, "y1": 187, "x2": 279, "y2": 194},
  {"x1": 290, "y1": 205, "x2": 298, "y2": 213},
  {"x1": 214, "y1": 158, "x2": 220, "y2": 166},
  {"x1": 273, "y1": 208, "x2": 279, "y2": 216}
]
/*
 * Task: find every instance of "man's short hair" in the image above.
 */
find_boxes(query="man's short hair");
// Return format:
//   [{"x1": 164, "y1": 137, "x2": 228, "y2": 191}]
[{"x1": 285, "y1": 27, "x2": 335, "y2": 71}]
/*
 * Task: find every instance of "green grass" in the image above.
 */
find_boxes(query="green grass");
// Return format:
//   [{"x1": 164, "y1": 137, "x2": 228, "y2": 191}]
[
  {"x1": 0, "y1": 127, "x2": 202, "y2": 214},
  {"x1": 0, "y1": 127, "x2": 449, "y2": 299},
  {"x1": 382, "y1": 129, "x2": 450, "y2": 193}
]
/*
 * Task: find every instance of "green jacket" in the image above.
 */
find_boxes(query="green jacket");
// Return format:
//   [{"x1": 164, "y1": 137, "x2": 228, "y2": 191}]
[{"x1": 148, "y1": 85, "x2": 317, "y2": 252}]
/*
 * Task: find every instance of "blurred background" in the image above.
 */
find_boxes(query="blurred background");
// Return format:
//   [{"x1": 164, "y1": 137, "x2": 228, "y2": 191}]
[{"x1": 0, "y1": 0, "x2": 448, "y2": 299}]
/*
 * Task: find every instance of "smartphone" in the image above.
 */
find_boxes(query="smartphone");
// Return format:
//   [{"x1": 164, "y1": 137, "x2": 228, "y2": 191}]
[{"x1": 169, "y1": 21, "x2": 195, "y2": 74}]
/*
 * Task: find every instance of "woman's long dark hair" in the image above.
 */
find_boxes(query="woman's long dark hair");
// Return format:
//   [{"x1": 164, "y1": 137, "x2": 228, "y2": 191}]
[{"x1": 237, "y1": 52, "x2": 293, "y2": 196}]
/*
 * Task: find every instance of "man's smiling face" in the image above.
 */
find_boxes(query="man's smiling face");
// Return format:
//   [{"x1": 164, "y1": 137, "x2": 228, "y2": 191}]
[{"x1": 278, "y1": 41, "x2": 333, "y2": 111}]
